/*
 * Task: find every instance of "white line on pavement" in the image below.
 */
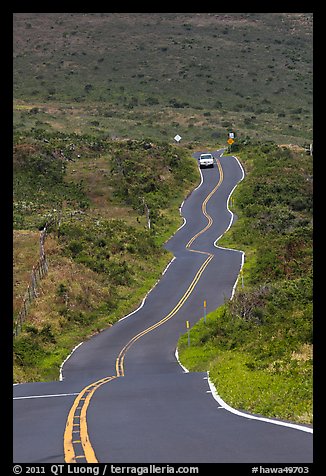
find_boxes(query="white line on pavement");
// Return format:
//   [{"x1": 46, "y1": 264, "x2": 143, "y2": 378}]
[{"x1": 13, "y1": 392, "x2": 80, "y2": 400}]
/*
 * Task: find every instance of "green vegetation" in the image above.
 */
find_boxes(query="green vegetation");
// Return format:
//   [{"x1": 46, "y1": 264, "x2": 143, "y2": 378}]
[
  {"x1": 13, "y1": 130, "x2": 198, "y2": 382},
  {"x1": 13, "y1": 13, "x2": 312, "y2": 144},
  {"x1": 178, "y1": 141, "x2": 313, "y2": 424},
  {"x1": 14, "y1": 130, "x2": 197, "y2": 233}
]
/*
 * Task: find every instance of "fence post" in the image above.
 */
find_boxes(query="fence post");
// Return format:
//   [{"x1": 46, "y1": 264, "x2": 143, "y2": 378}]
[
  {"x1": 58, "y1": 210, "x2": 62, "y2": 237},
  {"x1": 19, "y1": 309, "x2": 23, "y2": 332},
  {"x1": 31, "y1": 267, "x2": 38, "y2": 298},
  {"x1": 143, "y1": 197, "x2": 151, "y2": 230},
  {"x1": 44, "y1": 255, "x2": 48, "y2": 273},
  {"x1": 27, "y1": 285, "x2": 32, "y2": 303},
  {"x1": 36, "y1": 262, "x2": 41, "y2": 280},
  {"x1": 39, "y1": 258, "x2": 44, "y2": 278},
  {"x1": 40, "y1": 228, "x2": 46, "y2": 259}
]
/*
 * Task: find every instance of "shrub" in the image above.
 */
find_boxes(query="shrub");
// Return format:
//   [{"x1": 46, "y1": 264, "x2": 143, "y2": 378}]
[{"x1": 68, "y1": 240, "x2": 83, "y2": 256}]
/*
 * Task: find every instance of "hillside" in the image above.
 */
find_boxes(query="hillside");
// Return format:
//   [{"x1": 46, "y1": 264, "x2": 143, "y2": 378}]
[
  {"x1": 13, "y1": 13, "x2": 313, "y2": 144},
  {"x1": 13, "y1": 131, "x2": 199, "y2": 381}
]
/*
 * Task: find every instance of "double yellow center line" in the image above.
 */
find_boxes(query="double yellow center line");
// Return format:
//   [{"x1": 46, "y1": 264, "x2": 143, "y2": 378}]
[
  {"x1": 64, "y1": 158, "x2": 224, "y2": 463},
  {"x1": 186, "y1": 159, "x2": 224, "y2": 250},
  {"x1": 64, "y1": 376, "x2": 117, "y2": 463},
  {"x1": 115, "y1": 253, "x2": 215, "y2": 378}
]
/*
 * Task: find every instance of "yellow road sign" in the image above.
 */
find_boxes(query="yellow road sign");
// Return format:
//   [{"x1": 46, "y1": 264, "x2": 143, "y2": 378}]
[{"x1": 227, "y1": 138, "x2": 234, "y2": 145}]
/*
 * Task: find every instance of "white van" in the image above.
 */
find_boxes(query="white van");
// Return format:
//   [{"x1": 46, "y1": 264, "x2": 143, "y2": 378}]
[{"x1": 199, "y1": 153, "x2": 214, "y2": 168}]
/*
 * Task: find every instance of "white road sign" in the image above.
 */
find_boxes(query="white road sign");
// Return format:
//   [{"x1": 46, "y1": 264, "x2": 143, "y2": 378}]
[{"x1": 174, "y1": 134, "x2": 182, "y2": 143}]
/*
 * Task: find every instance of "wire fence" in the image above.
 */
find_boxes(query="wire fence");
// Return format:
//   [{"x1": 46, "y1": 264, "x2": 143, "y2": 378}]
[
  {"x1": 13, "y1": 206, "x2": 137, "y2": 336},
  {"x1": 13, "y1": 214, "x2": 61, "y2": 337}
]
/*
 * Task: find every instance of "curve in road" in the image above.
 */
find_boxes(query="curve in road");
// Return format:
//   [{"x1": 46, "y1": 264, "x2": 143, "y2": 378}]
[{"x1": 13, "y1": 149, "x2": 313, "y2": 464}]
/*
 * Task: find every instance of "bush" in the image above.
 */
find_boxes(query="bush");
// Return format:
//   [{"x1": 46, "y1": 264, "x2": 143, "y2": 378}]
[
  {"x1": 68, "y1": 240, "x2": 83, "y2": 256},
  {"x1": 13, "y1": 336, "x2": 49, "y2": 367}
]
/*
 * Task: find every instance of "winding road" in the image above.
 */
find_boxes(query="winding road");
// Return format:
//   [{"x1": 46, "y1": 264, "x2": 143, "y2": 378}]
[{"x1": 13, "y1": 149, "x2": 313, "y2": 463}]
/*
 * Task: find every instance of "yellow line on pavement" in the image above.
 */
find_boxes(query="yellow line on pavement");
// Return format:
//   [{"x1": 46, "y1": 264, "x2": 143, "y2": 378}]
[
  {"x1": 64, "y1": 157, "x2": 223, "y2": 463},
  {"x1": 64, "y1": 376, "x2": 117, "y2": 463},
  {"x1": 115, "y1": 252, "x2": 214, "y2": 377},
  {"x1": 186, "y1": 159, "x2": 223, "y2": 249}
]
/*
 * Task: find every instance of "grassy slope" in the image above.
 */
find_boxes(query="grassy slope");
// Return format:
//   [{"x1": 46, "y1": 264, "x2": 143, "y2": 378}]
[
  {"x1": 13, "y1": 132, "x2": 199, "y2": 382},
  {"x1": 13, "y1": 13, "x2": 312, "y2": 144},
  {"x1": 178, "y1": 141, "x2": 313, "y2": 425}
]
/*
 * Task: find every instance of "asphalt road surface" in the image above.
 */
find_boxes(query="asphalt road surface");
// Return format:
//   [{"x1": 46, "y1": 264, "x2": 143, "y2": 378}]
[{"x1": 13, "y1": 149, "x2": 313, "y2": 464}]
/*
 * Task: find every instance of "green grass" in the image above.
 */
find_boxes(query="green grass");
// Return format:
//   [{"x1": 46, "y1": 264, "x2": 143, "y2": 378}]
[
  {"x1": 210, "y1": 351, "x2": 312, "y2": 424},
  {"x1": 179, "y1": 306, "x2": 312, "y2": 425}
]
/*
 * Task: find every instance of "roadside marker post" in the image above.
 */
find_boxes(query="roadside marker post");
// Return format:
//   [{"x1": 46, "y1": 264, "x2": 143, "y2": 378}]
[
  {"x1": 227, "y1": 134, "x2": 235, "y2": 153},
  {"x1": 186, "y1": 320, "x2": 190, "y2": 347},
  {"x1": 204, "y1": 300, "x2": 207, "y2": 324}
]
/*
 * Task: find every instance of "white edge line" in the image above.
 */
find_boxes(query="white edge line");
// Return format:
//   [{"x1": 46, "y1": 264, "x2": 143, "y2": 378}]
[
  {"x1": 194, "y1": 166, "x2": 204, "y2": 191},
  {"x1": 173, "y1": 353, "x2": 312, "y2": 433},
  {"x1": 207, "y1": 372, "x2": 313, "y2": 434},
  {"x1": 118, "y1": 297, "x2": 147, "y2": 323},
  {"x1": 118, "y1": 256, "x2": 177, "y2": 324},
  {"x1": 13, "y1": 392, "x2": 80, "y2": 400},
  {"x1": 174, "y1": 150, "x2": 313, "y2": 434},
  {"x1": 176, "y1": 156, "x2": 205, "y2": 233},
  {"x1": 59, "y1": 341, "x2": 84, "y2": 381},
  {"x1": 175, "y1": 150, "x2": 204, "y2": 232},
  {"x1": 174, "y1": 348, "x2": 189, "y2": 373}
]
